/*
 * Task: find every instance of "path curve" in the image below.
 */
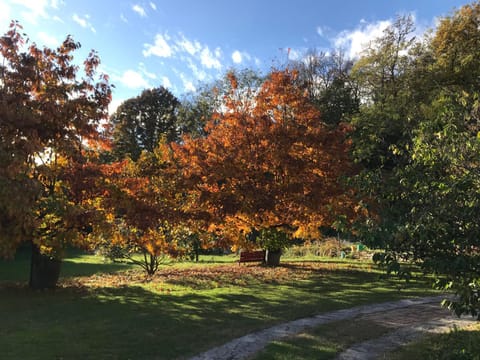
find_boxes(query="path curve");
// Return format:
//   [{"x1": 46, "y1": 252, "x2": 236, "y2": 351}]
[
  {"x1": 335, "y1": 302, "x2": 475, "y2": 359},
  {"x1": 190, "y1": 295, "x2": 474, "y2": 360}
]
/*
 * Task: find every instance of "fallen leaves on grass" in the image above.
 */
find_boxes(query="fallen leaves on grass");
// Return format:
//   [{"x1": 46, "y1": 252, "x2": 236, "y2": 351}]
[{"x1": 58, "y1": 261, "x2": 370, "y2": 291}]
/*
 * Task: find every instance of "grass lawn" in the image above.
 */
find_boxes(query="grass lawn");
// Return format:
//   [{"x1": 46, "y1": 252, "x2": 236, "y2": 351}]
[
  {"x1": 0, "y1": 250, "x2": 439, "y2": 359},
  {"x1": 388, "y1": 323, "x2": 480, "y2": 360},
  {"x1": 253, "y1": 318, "x2": 391, "y2": 360}
]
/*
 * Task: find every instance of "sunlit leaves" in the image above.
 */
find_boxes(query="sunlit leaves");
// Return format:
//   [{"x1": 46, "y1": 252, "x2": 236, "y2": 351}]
[
  {"x1": 175, "y1": 69, "x2": 357, "y2": 246},
  {"x1": 0, "y1": 21, "x2": 112, "y2": 259}
]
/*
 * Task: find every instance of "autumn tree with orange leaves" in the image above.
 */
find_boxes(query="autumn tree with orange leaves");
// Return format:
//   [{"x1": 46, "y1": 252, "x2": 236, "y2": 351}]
[
  {"x1": 0, "y1": 22, "x2": 112, "y2": 288},
  {"x1": 175, "y1": 69, "x2": 357, "y2": 264},
  {"x1": 96, "y1": 143, "x2": 197, "y2": 275}
]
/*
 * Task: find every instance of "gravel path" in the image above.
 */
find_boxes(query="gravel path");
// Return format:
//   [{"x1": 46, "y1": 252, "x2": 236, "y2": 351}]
[
  {"x1": 335, "y1": 302, "x2": 475, "y2": 359},
  {"x1": 189, "y1": 295, "x2": 475, "y2": 360}
]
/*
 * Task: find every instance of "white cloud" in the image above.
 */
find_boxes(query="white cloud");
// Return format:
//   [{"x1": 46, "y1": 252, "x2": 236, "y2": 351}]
[
  {"x1": 162, "y1": 76, "x2": 172, "y2": 89},
  {"x1": 317, "y1": 26, "x2": 324, "y2": 37},
  {"x1": 176, "y1": 35, "x2": 202, "y2": 56},
  {"x1": 287, "y1": 48, "x2": 302, "y2": 61},
  {"x1": 72, "y1": 13, "x2": 87, "y2": 27},
  {"x1": 150, "y1": 2, "x2": 157, "y2": 11},
  {"x1": 120, "y1": 14, "x2": 128, "y2": 23},
  {"x1": 53, "y1": 15, "x2": 64, "y2": 23},
  {"x1": 183, "y1": 80, "x2": 196, "y2": 93},
  {"x1": 9, "y1": 0, "x2": 49, "y2": 23},
  {"x1": 231, "y1": 50, "x2": 251, "y2": 64},
  {"x1": 132, "y1": 4, "x2": 146, "y2": 17},
  {"x1": 200, "y1": 46, "x2": 222, "y2": 70},
  {"x1": 0, "y1": 2, "x2": 11, "y2": 24},
  {"x1": 143, "y1": 33, "x2": 173, "y2": 57},
  {"x1": 37, "y1": 31, "x2": 59, "y2": 47},
  {"x1": 139, "y1": 62, "x2": 157, "y2": 79},
  {"x1": 50, "y1": 0, "x2": 63, "y2": 9},
  {"x1": 72, "y1": 13, "x2": 96, "y2": 33},
  {"x1": 2, "y1": 0, "x2": 64, "y2": 24},
  {"x1": 186, "y1": 58, "x2": 207, "y2": 81},
  {"x1": 117, "y1": 69, "x2": 151, "y2": 89},
  {"x1": 108, "y1": 98, "x2": 124, "y2": 115},
  {"x1": 179, "y1": 73, "x2": 196, "y2": 92},
  {"x1": 334, "y1": 19, "x2": 392, "y2": 58},
  {"x1": 232, "y1": 50, "x2": 242, "y2": 64}
]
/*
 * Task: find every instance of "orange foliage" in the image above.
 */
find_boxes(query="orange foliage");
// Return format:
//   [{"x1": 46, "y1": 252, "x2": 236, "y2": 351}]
[{"x1": 174, "y1": 69, "x2": 358, "y2": 244}]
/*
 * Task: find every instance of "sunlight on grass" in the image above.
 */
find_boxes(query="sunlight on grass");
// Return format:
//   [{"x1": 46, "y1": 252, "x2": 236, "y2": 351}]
[
  {"x1": 388, "y1": 323, "x2": 480, "y2": 360},
  {"x1": 0, "y1": 252, "x2": 440, "y2": 359},
  {"x1": 254, "y1": 319, "x2": 392, "y2": 360}
]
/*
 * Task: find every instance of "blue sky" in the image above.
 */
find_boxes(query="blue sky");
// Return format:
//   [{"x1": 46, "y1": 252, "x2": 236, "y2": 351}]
[{"x1": 1, "y1": 0, "x2": 470, "y2": 111}]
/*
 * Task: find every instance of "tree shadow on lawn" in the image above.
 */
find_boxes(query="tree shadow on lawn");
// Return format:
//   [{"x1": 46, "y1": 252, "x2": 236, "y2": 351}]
[
  {"x1": 0, "y1": 284, "x2": 325, "y2": 359},
  {"x1": 0, "y1": 263, "x2": 438, "y2": 359},
  {"x1": 60, "y1": 259, "x2": 132, "y2": 278},
  {"x1": 0, "y1": 258, "x2": 132, "y2": 283}
]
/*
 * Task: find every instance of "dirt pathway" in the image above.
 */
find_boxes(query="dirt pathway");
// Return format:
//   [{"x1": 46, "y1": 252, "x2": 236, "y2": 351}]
[
  {"x1": 189, "y1": 295, "x2": 475, "y2": 360},
  {"x1": 335, "y1": 302, "x2": 475, "y2": 359}
]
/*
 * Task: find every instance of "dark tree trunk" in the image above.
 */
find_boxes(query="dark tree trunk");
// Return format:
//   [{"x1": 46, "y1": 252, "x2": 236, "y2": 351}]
[
  {"x1": 29, "y1": 242, "x2": 62, "y2": 290},
  {"x1": 266, "y1": 249, "x2": 281, "y2": 266}
]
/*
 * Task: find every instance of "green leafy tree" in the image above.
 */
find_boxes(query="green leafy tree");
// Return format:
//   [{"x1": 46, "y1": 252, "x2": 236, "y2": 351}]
[
  {"x1": 176, "y1": 68, "x2": 264, "y2": 139},
  {"x1": 292, "y1": 49, "x2": 359, "y2": 126},
  {"x1": 350, "y1": 15, "x2": 417, "y2": 170},
  {"x1": 352, "y1": 4, "x2": 480, "y2": 318},
  {"x1": 111, "y1": 87, "x2": 179, "y2": 160}
]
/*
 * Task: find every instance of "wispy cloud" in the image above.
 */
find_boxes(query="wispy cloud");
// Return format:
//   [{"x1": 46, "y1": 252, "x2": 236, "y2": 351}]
[
  {"x1": 52, "y1": 15, "x2": 64, "y2": 23},
  {"x1": 72, "y1": 13, "x2": 96, "y2": 33},
  {"x1": 186, "y1": 58, "x2": 207, "y2": 81},
  {"x1": 179, "y1": 73, "x2": 196, "y2": 93},
  {"x1": 5, "y1": 0, "x2": 62, "y2": 24},
  {"x1": 143, "y1": 32, "x2": 229, "y2": 91},
  {"x1": 143, "y1": 32, "x2": 224, "y2": 71},
  {"x1": 139, "y1": 62, "x2": 157, "y2": 79},
  {"x1": 116, "y1": 69, "x2": 151, "y2": 89},
  {"x1": 200, "y1": 46, "x2": 222, "y2": 70},
  {"x1": 143, "y1": 33, "x2": 173, "y2": 57},
  {"x1": 317, "y1": 26, "x2": 326, "y2": 37},
  {"x1": 149, "y1": 2, "x2": 157, "y2": 11},
  {"x1": 120, "y1": 13, "x2": 128, "y2": 23},
  {"x1": 38, "y1": 31, "x2": 59, "y2": 47},
  {"x1": 0, "y1": 2, "x2": 11, "y2": 24},
  {"x1": 50, "y1": 0, "x2": 63, "y2": 9},
  {"x1": 231, "y1": 50, "x2": 251, "y2": 64},
  {"x1": 132, "y1": 4, "x2": 147, "y2": 17},
  {"x1": 232, "y1": 50, "x2": 242, "y2": 64},
  {"x1": 177, "y1": 35, "x2": 202, "y2": 56},
  {"x1": 334, "y1": 19, "x2": 392, "y2": 58},
  {"x1": 162, "y1": 76, "x2": 172, "y2": 89}
]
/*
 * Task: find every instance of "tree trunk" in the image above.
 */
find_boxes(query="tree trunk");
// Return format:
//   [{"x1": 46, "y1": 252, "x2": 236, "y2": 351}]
[
  {"x1": 29, "y1": 242, "x2": 62, "y2": 290},
  {"x1": 266, "y1": 249, "x2": 281, "y2": 266}
]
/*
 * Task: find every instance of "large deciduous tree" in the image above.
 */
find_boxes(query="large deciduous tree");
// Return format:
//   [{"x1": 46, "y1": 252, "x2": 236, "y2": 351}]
[
  {"x1": 175, "y1": 69, "x2": 357, "y2": 262},
  {"x1": 111, "y1": 87, "x2": 179, "y2": 160},
  {"x1": 0, "y1": 22, "x2": 112, "y2": 288},
  {"x1": 292, "y1": 49, "x2": 359, "y2": 126},
  {"x1": 351, "y1": 4, "x2": 480, "y2": 317}
]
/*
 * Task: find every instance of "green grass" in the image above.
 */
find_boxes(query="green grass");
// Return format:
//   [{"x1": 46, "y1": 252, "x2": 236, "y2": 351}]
[
  {"x1": 254, "y1": 318, "x2": 391, "y2": 360},
  {"x1": 388, "y1": 323, "x2": 480, "y2": 360},
  {"x1": 0, "y1": 251, "x2": 439, "y2": 359}
]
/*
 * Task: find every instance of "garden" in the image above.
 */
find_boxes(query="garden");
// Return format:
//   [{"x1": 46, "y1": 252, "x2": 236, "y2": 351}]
[
  {"x1": 1, "y1": 248, "x2": 440, "y2": 359},
  {"x1": 2, "y1": 2, "x2": 480, "y2": 359}
]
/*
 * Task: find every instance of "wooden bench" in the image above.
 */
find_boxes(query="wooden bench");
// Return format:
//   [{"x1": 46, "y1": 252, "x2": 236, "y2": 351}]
[{"x1": 238, "y1": 250, "x2": 266, "y2": 264}]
